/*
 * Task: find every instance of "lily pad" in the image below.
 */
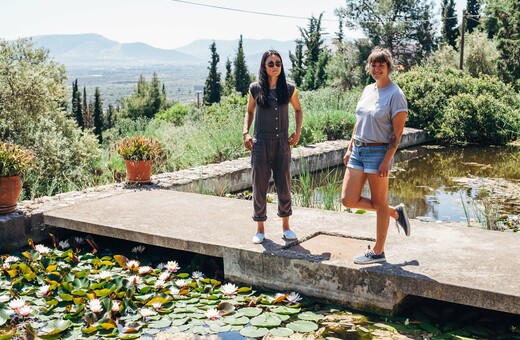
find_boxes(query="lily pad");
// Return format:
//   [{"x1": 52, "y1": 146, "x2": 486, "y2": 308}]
[
  {"x1": 223, "y1": 315, "x2": 249, "y2": 325},
  {"x1": 38, "y1": 320, "x2": 73, "y2": 338},
  {"x1": 269, "y1": 327, "x2": 294, "y2": 337},
  {"x1": 270, "y1": 306, "x2": 301, "y2": 315},
  {"x1": 240, "y1": 326, "x2": 269, "y2": 338},
  {"x1": 298, "y1": 311, "x2": 324, "y2": 321},
  {"x1": 286, "y1": 320, "x2": 319, "y2": 332},
  {"x1": 238, "y1": 307, "x2": 263, "y2": 317},
  {"x1": 148, "y1": 318, "x2": 172, "y2": 329},
  {"x1": 250, "y1": 314, "x2": 282, "y2": 328}
]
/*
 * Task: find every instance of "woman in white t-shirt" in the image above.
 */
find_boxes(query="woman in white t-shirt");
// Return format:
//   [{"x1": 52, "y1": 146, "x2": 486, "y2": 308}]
[{"x1": 342, "y1": 47, "x2": 411, "y2": 265}]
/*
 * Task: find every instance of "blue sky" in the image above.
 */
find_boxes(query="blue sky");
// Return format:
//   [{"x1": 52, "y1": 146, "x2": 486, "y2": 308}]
[{"x1": 1, "y1": 0, "x2": 464, "y2": 49}]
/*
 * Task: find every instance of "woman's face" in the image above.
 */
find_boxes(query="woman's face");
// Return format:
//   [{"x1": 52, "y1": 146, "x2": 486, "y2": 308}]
[
  {"x1": 265, "y1": 54, "x2": 282, "y2": 78},
  {"x1": 369, "y1": 61, "x2": 389, "y2": 81}
]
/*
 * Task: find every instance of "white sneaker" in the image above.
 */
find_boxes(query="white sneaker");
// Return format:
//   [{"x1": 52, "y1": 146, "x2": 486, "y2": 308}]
[
  {"x1": 283, "y1": 229, "x2": 297, "y2": 240},
  {"x1": 252, "y1": 233, "x2": 264, "y2": 244}
]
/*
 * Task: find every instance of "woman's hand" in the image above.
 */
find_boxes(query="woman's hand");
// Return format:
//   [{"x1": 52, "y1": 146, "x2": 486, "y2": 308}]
[
  {"x1": 343, "y1": 149, "x2": 352, "y2": 166},
  {"x1": 377, "y1": 161, "x2": 391, "y2": 178},
  {"x1": 288, "y1": 132, "x2": 300, "y2": 146},
  {"x1": 243, "y1": 134, "x2": 253, "y2": 151}
]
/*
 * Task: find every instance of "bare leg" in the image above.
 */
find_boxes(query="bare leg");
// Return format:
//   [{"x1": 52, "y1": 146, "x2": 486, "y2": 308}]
[
  {"x1": 367, "y1": 174, "x2": 390, "y2": 254},
  {"x1": 256, "y1": 221, "x2": 265, "y2": 235},
  {"x1": 282, "y1": 216, "x2": 290, "y2": 231}
]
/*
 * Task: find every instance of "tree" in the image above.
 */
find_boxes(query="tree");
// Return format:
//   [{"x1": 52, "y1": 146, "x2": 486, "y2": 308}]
[
  {"x1": 338, "y1": 0, "x2": 438, "y2": 67},
  {"x1": 288, "y1": 40, "x2": 305, "y2": 87},
  {"x1": 71, "y1": 79, "x2": 83, "y2": 129},
  {"x1": 441, "y1": 0, "x2": 459, "y2": 49},
  {"x1": 223, "y1": 57, "x2": 235, "y2": 95},
  {"x1": 106, "y1": 104, "x2": 115, "y2": 130},
  {"x1": 121, "y1": 73, "x2": 166, "y2": 119},
  {"x1": 93, "y1": 87, "x2": 103, "y2": 143},
  {"x1": 83, "y1": 87, "x2": 91, "y2": 129},
  {"x1": 466, "y1": 0, "x2": 480, "y2": 33},
  {"x1": 233, "y1": 35, "x2": 251, "y2": 96},
  {"x1": 482, "y1": 0, "x2": 520, "y2": 89},
  {"x1": 203, "y1": 41, "x2": 222, "y2": 105}
]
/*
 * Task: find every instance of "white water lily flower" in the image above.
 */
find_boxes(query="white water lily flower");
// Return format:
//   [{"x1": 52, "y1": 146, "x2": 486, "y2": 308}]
[
  {"x1": 74, "y1": 237, "x2": 85, "y2": 245},
  {"x1": 175, "y1": 279, "x2": 189, "y2": 288},
  {"x1": 34, "y1": 244, "x2": 51, "y2": 254},
  {"x1": 128, "y1": 275, "x2": 142, "y2": 285},
  {"x1": 98, "y1": 271, "x2": 112, "y2": 280},
  {"x1": 111, "y1": 300, "x2": 121, "y2": 312},
  {"x1": 221, "y1": 283, "x2": 238, "y2": 296},
  {"x1": 158, "y1": 272, "x2": 170, "y2": 281},
  {"x1": 165, "y1": 261, "x2": 180, "y2": 273},
  {"x1": 2, "y1": 263, "x2": 10, "y2": 270},
  {"x1": 132, "y1": 245, "x2": 145, "y2": 253},
  {"x1": 204, "y1": 308, "x2": 221, "y2": 320},
  {"x1": 286, "y1": 292, "x2": 302, "y2": 304},
  {"x1": 139, "y1": 307, "x2": 156, "y2": 318},
  {"x1": 127, "y1": 260, "x2": 140, "y2": 270},
  {"x1": 17, "y1": 305, "x2": 33, "y2": 317},
  {"x1": 38, "y1": 285, "x2": 51, "y2": 297},
  {"x1": 138, "y1": 266, "x2": 152, "y2": 275},
  {"x1": 152, "y1": 302, "x2": 162, "y2": 310},
  {"x1": 192, "y1": 271, "x2": 204, "y2": 279},
  {"x1": 5, "y1": 256, "x2": 19, "y2": 263},
  {"x1": 9, "y1": 298, "x2": 26, "y2": 311},
  {"x1": 88, "y1": 299, "x2": 103, "y2": 313},
  {"x1": 170, "y1": 287, "x2": 180, "y2": 296},
  {"x1": 58, "y1": 240, "x2": 70, "y2": 249},
  {"x1": 154, "y1": 279, "x2": 165, "y2": 289},
  {"x1": 156, "y1": 263, "x2": 165, "y2": 270}
]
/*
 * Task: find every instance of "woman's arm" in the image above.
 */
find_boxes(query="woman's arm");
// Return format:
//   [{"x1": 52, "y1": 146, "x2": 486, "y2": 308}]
[
  {"x1": 243, "y1": 93, "x2": 256, "y2": 151},
  {"x1": 289, "y1": 92, "x2": 303, "y2": 146},
  {"x1": 378, "y1": 111, "x2": 407, "y2": 176}
]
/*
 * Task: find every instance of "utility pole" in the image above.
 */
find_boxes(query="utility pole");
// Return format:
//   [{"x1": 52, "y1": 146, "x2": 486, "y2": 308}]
[{"x1": 459, "y1": 9, "x2": 467, "y2": 70}]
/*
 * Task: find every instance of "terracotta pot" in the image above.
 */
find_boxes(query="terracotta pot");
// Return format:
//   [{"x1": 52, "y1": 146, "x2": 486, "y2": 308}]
[
  {"x1": 0, "y1": 175, "x2": 23, "y2": 214},
  {"x1": 125, "y1": 160, "x2": 152, "y2": 184}
]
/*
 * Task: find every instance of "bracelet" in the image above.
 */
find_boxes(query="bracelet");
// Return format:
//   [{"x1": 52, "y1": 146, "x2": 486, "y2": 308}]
[{"x1": 242, "y1": 131, "x2": 249, "y2": 136}]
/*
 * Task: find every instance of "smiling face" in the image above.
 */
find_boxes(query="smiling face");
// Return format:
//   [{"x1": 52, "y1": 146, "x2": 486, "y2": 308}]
[
  {"x1": 369, "y1": 61, "x2": 390, "y2": 81},
  {"x1": 265, "y1": 54, "x2": 282, "y2": 78}
]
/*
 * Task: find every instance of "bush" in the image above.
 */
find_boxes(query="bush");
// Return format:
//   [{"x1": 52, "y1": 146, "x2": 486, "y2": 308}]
[
  {"x1": 394, "y1": 66, "x2": 520, "y2": 144},
  {"x1": 155, "y1": 103, "x2": 190, "y2": 126}
]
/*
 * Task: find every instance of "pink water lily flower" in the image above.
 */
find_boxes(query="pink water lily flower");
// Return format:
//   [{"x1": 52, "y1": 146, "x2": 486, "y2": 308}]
[
  {"x1": 166, "y1": 261, "x2": 180, "y2": 273},
  {"x1": 154, "y1": 279, "x2": 165, "y2": 289},
  {"x1": 128, "y1": 275, "x2": 142, "y2": 285},
  {"x1": 39, "y1": 285, "x2": 51, "y2": 297},
  {"x1": 17, "y1": 305, "x2": 33, "y2": 317},
  {"x1": 286, "y1": 292, "x2": 302, "y2": 304},
  {"x1": 221, "y1": 283, "x2": 238, "y2": 297},
  {"x1": 111, "y1": 300, "x2": 121, "y2": 312},
  {"x1": 127, "y1": 260, "x2": 140, "y2": 270},
  {"x1": 138, "y1": 266, "x2": 152, "y2": 275},
  {"x1": 158, "y1": 272, "x2": 170, "y2": 281},
  {"x1": 204, "y1": 308, "x2": 221, "y2": 320},
  {"x1": 34, "y1": 244, "x2": 51, "y2": 254},
  {"x1": 9, "y1": 298, "x2": 26, "y2": 311}
]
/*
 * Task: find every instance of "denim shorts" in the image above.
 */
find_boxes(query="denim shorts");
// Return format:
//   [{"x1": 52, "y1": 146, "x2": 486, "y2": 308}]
[{"x1": 347, "y1": 144, "x2": 393, "y2": 174}]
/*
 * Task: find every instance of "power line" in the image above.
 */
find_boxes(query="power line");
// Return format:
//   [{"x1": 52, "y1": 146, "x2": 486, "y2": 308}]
[{"x1": 168, "y1": 0, "x2": 337, "y2": 22}]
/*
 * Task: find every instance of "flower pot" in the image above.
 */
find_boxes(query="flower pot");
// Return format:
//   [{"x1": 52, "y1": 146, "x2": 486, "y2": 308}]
[
  {"x1": 125, "y1": 160, "x2": 152, "y2": 184},
  {"x1": 0, "y1": 175, "x2": 23, "y2": 214}
]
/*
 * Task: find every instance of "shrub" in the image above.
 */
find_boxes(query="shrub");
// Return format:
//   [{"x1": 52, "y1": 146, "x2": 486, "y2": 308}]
[
  {"x1": 0, "y1": 141, "x2": 34, "y2": 177},
  {"x1": 115, "y1": 136, "x2": 164, "y2": 162},
  {"x1": 155, "y1": 103, "x2": 189, "y2": 126}
]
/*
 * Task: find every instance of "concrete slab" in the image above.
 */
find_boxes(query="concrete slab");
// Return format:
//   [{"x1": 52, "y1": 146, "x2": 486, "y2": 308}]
[{"x1": 43, "y1": 189, "x2": 520, "y2": 316}]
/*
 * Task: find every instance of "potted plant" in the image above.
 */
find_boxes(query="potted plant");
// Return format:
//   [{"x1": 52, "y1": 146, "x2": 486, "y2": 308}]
[
  {"x1": 0, "y1": 141, "x2": 34, "y2": 214},
  {"x1": 115, "y1": 136, "x2": 164, "y2": 184}
]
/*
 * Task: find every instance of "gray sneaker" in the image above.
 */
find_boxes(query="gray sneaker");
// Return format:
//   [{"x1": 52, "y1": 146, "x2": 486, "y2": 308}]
[
  {"x1": 395, "y1": 203, "x2": 411, "y2": 236},
  {"x1": 353, "y1": 249, "x2": 386, "y2": 264}
]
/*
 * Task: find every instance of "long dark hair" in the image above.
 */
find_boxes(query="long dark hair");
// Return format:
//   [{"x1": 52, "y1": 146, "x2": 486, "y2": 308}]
[{"x1": 257, "y1": 50, "x2": 289, "y2": 108}]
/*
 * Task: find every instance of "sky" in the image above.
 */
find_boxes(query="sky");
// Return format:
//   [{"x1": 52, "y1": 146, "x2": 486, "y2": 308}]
[{"x1": 1, "y1": 0, "x2": 464, "y2": 50}]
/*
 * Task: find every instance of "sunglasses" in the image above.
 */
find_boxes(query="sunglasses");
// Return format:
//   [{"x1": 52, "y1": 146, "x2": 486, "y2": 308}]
[{"x1": 266, "y1": 61, "x2": 282, "y2": 68}]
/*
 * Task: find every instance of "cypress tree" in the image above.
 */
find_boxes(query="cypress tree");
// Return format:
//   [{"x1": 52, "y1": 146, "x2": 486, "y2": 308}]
[
  {"x1": 106, "y1": 104, "x2": 115, "y2": 130},
  {"x1": 289, "y1": 40, "x2": 305, "y2": 87},
  {"x1": 442, "y1": 0, "x2": 459, "y2": 48},
  {"x1": 233, "y1": 35, "x2": 251, "y2": 96},
  {"x1": 203, "y1": 41, "x2": 222, "y2": 105},
  {"x1": 223, "y1": 57, "x2": 234, "y2": 96},
  {"x1": 149, "y1": 72, "x2": 162, "y2": 118},
  {"x1": 82, "y1": 87, "x2": 89, "y2": 128},
  {"x1": 71, "y1": 79, "x2": 83, "y2": 129},
  {"x1": 466, "y1": 0, "x2": 480, "y2": 33},
  {"x1": 93, "y1": 87, "x2": 103, "y2": 143}
]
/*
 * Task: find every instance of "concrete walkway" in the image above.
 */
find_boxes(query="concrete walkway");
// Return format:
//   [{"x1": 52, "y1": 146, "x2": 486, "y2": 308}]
[{"x1": 43, "y1": 189, "x2": 520, "y2": 316}]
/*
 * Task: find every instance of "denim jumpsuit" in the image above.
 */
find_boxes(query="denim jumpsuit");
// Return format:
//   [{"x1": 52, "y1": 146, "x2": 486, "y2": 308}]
[{"x1": 250, "y1": 82, "x2": 295, "y2": 221}]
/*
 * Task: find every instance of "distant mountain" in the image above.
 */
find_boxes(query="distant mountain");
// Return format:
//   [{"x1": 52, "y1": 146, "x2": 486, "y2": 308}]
[
  {"x1": 29, "y1": 34, "x2": 297, "y2": 69},
  {"x1": 32, "y1": 33, "x2": 202, "y2": 66}
]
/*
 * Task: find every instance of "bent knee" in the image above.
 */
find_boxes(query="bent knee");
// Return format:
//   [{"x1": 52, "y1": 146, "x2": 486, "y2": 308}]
[{"x1": 342, "y1": 196, "x2": 358, "y2": 208}]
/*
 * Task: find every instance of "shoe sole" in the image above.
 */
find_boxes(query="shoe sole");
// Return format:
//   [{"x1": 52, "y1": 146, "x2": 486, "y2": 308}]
[
  {"x1": 353, "y1": 258, "x2": 386, "y2": 265},
  {"x1": 398, "y1": 204, "x2": 411, "y2": 236}
]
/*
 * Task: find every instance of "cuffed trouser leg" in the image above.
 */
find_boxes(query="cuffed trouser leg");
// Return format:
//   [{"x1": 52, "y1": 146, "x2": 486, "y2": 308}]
[
  {"x1": 273, "y1": 139, "x2": 292, "y2": 218},
  {"x1": 251, "y1": 139, "x2": 270, "y2": 221}
]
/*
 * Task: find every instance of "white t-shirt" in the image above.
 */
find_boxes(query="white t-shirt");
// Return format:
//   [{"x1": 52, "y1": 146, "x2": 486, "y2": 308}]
[{"x1": 354, "y1": 81, "x2": 408, "y2": 144}]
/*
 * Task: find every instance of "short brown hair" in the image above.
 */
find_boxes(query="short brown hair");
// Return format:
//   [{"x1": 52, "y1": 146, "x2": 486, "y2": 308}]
[{"x1": 365, "y1": 47, "x2": 394, "y2": 73}]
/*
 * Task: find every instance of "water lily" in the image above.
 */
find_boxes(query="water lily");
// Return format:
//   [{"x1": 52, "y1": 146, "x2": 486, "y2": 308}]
[
  {"x1": 74, "y1": 237, "x2": 85, "y2": 245},
  {"x1": 156, "y1": 263, "x2": 165, "y2": 270},
  {"x1": 34, "y1": 244, "x2": 51, "y2": 254},
  {"x1": 139, "y1": 307, "x2": 156, "y2": 318},
  {"x1": 127, "y1": 260, "x2": 140, "y2": 270},
  {"x1": 5, "y1": 256, "x2": 19, "y2": 263},
  {"x1": 97, "y1": 271, "x2": 112, "y2": 280},
  {"x1": 138, "y1": 266, "x2": 152, "y2": 275},
  {"x1": 154, "y1": 279, "x2": 165, "y2": 289},
  {"x1": 17, "y1": 304, "x2": 33, "y2": 317},
  {"x1": 192, "y1": 271, "x2": 204, "y2": 279},
  {"x1": 88, "y1": 299, "x2": 103, "y2": 313},
  {"x1": 165, "y1": 261, "x2": 180, "y2": 272},
  {"x1": 132, "y1": 245, "x2": 145, "y2": 253},
  {"x1": 221, "y1": 283, "x2": 238, "y2": 296},
  {"x1": 38, "y1": 285, "x2": 51, "y2": 297},
  {"x1": 111, "y1": 300, "x2": 121, "y2": 313},
  {"x1": 9, "y1": 298, "x2": 27, "y2": 311},
  {"x1": 175, "y1": 279, "x2": 189, "y2": 288},
  {"x1": 170, "y1": 287, "x2": 180, "y2": 296},
  {"x1": 159, "y1": 272, "x2": 170, "y2": 281},
  {"x1": 2, "y1": 263, "x2": 10, "y2": 270},
  {"x1": 204, "y1": 308, "x2": 221, "y2": 320},
  {"x1": 58, "y1": 240, "x2": 70, "y2": 249},
  {"x1": 128, "y1": 275, "x2": 142, "y2": 285},
  {"x1": 152, "y1": 302, "x2": 162, "y2": 310},
  {"x1": 286, "y1": 292, "x2": 302, "y2": 304}
]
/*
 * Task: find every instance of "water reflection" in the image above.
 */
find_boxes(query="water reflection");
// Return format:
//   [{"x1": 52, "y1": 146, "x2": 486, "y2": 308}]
[{"x1": 319, "y1": 145, "x2": 520, "y2": 222}]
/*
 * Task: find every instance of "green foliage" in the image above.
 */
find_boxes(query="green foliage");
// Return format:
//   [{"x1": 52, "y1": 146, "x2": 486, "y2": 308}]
[
  {"x1": 466, "y1": 0, "x2": 481, "y2": 33},
  {"x1": 203, "y1": 42, "x2": 222, "y2": 105},
  {"x1": 115, "y1": 136, "x2": 164, "y2": 162},
  {"x1": 0, "y1": 38, "x2": 102, "y2": 198},
  {"x1": 394, "y1": 65, "x2": 520, "y2": 144},
  {"x1": 463, "y1": 31, "x2": 499, "y2": 77},
  {"x1": 0, "y1": 141, "x2": 34, "y2": 177},
  {"x1": 93, "y1": 87, "x2": 103, "y2": 143},
  {"x1": 155, "y1": 103, "x2": 190, "y2": 126},
  {"x1": 441, "y1": 0, "x2": 459, "y2": 48},
  {"x1": 326, "y1": 41, "x2": 363, "y2": 90},
  {"x1": 120, "y1": 73, "x2": 166, "y2": 120},
  {"x1": 233, "y1": 35, "x2": 252, "y2": 96}
]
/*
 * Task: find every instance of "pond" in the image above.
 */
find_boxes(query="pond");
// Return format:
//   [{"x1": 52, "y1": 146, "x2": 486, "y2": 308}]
[{"x1": 289, "y1": 144, "x2": 520, "y2": 229}]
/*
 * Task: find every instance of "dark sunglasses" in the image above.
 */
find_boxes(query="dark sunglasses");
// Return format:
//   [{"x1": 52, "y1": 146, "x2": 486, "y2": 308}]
[{"x1": 266, "y1": 61, "x2": 282, "y2": 68}]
